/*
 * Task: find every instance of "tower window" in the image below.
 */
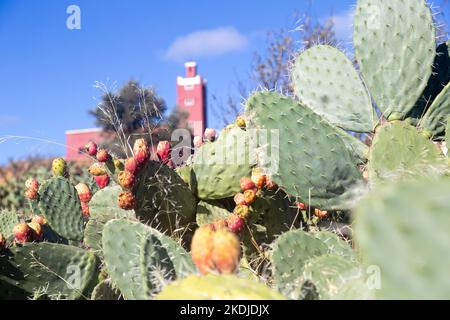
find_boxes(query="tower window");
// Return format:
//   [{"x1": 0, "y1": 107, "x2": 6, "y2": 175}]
[{"x1": 184, "y1": 98, "x2": 195, "y2": 106}]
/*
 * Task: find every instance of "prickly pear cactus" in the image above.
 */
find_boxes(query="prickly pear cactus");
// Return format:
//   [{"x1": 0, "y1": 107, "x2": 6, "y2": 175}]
[
  {"x1": 368, "y1": 122, "x2": 446, "y2": 182},
  {"x1": 191, "y1": 125, "x2": 257, "y2": 199},
  {"x1": 354, "y1": 177, "x2": 450, "y2": 299},
  {"x1": 0, "y1": 243, "x2": 99, "y2": 299},
  {"x1": 102, "y1": 219, "x2": 195, "y2": 300},
  {"x1": 354, "y1": 0, "x2": 436, "y2": 119},
  {"x1": 156, "y1": 274, "x2": 286, "y2": 300},
  {"x1": 38, "y1": 177, "x2": 84, "y2": 241},
  {"x1": 419, "y1": 83, "x2": 450, "y2": 138},
  {"x1": 0, "y1": 210, "x2": 19, "y2": 238},
  {"x1": 91, "y1": 280, "x2": 121, "y2": 300},
  {"x1": 245, "y1": 92, "x2": 363, "y2": 209},
  {"x1": 196, "y1": 200, "x2": 231, "y2": 226},
  {"x1": 292, "y1": 45, "x2": 375, "y2": 132}
]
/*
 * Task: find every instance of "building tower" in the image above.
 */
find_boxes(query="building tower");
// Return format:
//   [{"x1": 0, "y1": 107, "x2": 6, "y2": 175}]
[{"x1": 176, "y1": 62, "x2": 207, "y2": 137}]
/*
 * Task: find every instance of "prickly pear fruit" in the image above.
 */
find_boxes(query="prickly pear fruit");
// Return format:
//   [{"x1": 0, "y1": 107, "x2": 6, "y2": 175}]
[
  {"x1": 204, "y1": 128, "x2": 216, "y2": 142},
  {"x1": 0, "y1": 233, "x2": 5, "y2": 250},
  {"x1": 25, "y1": 188, "x2": 38, "y2": 200},
  {"x1": 314, "y1": 208, "x2": 328, "y2": 219},
  {"x1": 52, "y1": 158, "x2": 67, "y2": 177},
  {"x1": 240, "y1": 177, "x2": 255, "y2": 191},
  {"x1": 133, "y1": 138, "x2": 150, "y2": 165},
  {"x1": 118, "y1": 170, "x2": 135, "y2": 190},
  {"x1": 31, "y1": 215, "x2": 47, "y2": 226},
  {"x1": 118, "y1": 191, "x2": 135, "y2": 210},
  {"x1": 25, "y1": 178, "x2": 39, "y2": 191},
  {"x1": 94, "y1": 174, "x2": 110, "y2": 189},
  {"x1": 296, "y1": 202, "x2": 307, "y2": 210},
  {"x1": 124, "y1": 157, "x2": 138, "y2": 175},
  {"x1": 234, "y1": 193, "x2": 246, "y2": 206},
  {"x1": 96, "y1": 149, "x2": 110, "y2": 163},
  {"x1": 75, "y1": 183, "x2": 92, "y2": 203},
  {"x1": 89, "y1": 163, "x2": 107, "y2": 176},
  {"x1": 233, "y1": 205, "x2": 250, "y2": 220},
  {"x1": 28, "y1": 221, "x2": 43, "y2": 241},
  {"x1": 84, "y1": 141, "x2": 98, "y2": 156},
  {"x1": 13, "y1": 223, "x2": 32, "y2": 243},
  {"x1": 236, "y1": 116, "x2": 246, "y2": 129},
  {"x1": 157, "y1": 140, "x2": 171, "y2": 162},
  {"x1": 193, "y1": 136, "x2": 203, "y2": 148},
  {"x1": 226, "y1": 214, "x2": 245, "y2": 233},
  {"x1": 81, "y1": 201, "x2": 90, "y2": 218},
  {"x1": 251, "y1": 168, "x2": 266, "y2": 189},
  {"x1": 211, "y1": 229, "x2": 241, "y2": 274},
  {"x1": 265, "y1": 176, "x2": 278, "y2": 190},
  {"x1": 243, "y1": 189, "x2": 257, "y2": 205},
  {"x1": 191, "y1": 226, "x2": 215, "y2": 274}
]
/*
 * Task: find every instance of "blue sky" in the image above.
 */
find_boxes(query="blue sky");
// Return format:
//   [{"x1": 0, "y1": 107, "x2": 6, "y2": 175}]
[{"x1": 0, "y1": 0, "x2": 448, "y2": 163}]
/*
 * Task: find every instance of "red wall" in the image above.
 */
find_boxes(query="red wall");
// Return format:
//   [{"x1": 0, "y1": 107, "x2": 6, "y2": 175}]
[{"x1": 66, "y1": 129, "x2": 103, "y2": 161}]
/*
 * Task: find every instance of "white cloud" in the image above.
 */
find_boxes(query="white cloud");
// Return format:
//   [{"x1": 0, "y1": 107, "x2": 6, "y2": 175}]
[
  {"x1": 164, "y1": 27, "x2": 249, "y2": 62},
  {"x1": 329, "y1": 9, "x2": 354, "y2": 43}
]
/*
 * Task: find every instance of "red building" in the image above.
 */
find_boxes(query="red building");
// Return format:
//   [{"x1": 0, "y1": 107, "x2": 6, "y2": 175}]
[
  {"x1": 65, "y1": 128, "x2": 103, "y2": 161},
  {"x1": 176, "y1": 62, "x2": 207, "y2": 137}
]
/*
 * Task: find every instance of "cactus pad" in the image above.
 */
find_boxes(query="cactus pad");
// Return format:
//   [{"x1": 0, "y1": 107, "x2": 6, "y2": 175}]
[
  {"x1": 420, "y1": 82, "x2": 450, "y2": 138},
  {"x1": 292, "y1": 45, "x2": 374, "y2": 132},
  {"x1": 38, "y1": 177, "x2": 84, "y2": 241},
  {"x1": 91, "y1": 279, "x2": 121, "y2": 300},
  {"x1": 245, "y1": 92, "x2": 363, "y2": 209},
  {"x1": 354, "y1": 0, "x2": 435, "y2": 119},
  {"x1": 196, "y1": 200, "x2": 231, "y2": 226},
  {"x1": 354, "y1": 178, "x2": 450, "y2": 299},
  {"x1": 156, "y1": 274, "x2": 286, "y2": 300},
  {"x1": 0, "y1": 210, "x2": 19, "y2": 238}
]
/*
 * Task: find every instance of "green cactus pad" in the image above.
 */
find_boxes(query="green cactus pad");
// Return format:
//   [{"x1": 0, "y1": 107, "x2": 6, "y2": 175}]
[
  {"x1": 301, "y1": 254, "x2": 372, "y2": 300},
  {"x1": 133, "y1": 161, "x2": 197, "y2": 232},
  {"x1": 91, "y1": 279, "x2": 122, "y2": 300},
  {"x1": 0, "y1": 243, "x2": 99, "y2": 300},
  {"x1": 0, "y1": 210, "x2": 19, "y2": 238},
  {"x1": 102, "y1": 219, "x2": 195, "y2": 300},
  {"x1": 191, "y1": 125, "x2": 257, "y2": 199},
  {"x1": 292, "y1": 45, "x2": 375, "y2": 132},
  {"x1": 312, "y1": 231, "x2": 356, "y2": 261},
  {"x1": 446, "y1": 118, "x2": 450, "y2": 147},
  {"x1": 333, "y1": 127, "x2": 369, "y2": 164},
  {"x1": 354, "y1": 0, "x2": 436, "y2": 119},
  {"x1": 245, "y1": 92, "x2": 363, "y2": 209},
  {"x1": 271, "y1": 230, "x2": 328, "y2": 298},
  {"x1": 196, "y1": 200, "x2": 231, "y2": 226},
  {"x1": 419, "y1": 83, "x2": 450, "y2": 138},
  {"x1": 38, "y1": 177, "x2": 84, "y2": 241},
  {"x1": 368, "y1": 122, "x2": 446, "y2": 182},
  {"x1": 156, "y1": 274, "x2": 286, "y2": 300},
  {"x1": 354, "y1": 178, "x2": 450, "y2": 299}
]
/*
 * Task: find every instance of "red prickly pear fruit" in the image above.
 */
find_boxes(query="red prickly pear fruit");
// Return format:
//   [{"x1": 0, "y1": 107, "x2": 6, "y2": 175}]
[
  {"x1": 25, "y1": 188, "x2": 38, "y2": 200},
  {"x1": 191, "y1": 226, "x2": 215, "y2": 275},
  {"x1": 243, "y1": 189, "x2": 257, "y2": 205},
  {"x1": 81, "y1": 201, "x2": 90, "y2": 217},
  {"x1": 31, "y1": 215, "x2": 47, "y2": 226},
  {"x1": 233, "y1": 193, "x2": 246, "y2": 206},
  {"x1": 212, "y1": 219, "x2": 228, "y2": 231},
  {"x1": 204, "y1": 128, "x2": 216, "y2": 142},
  {"x1": 211, "y1": 229, "x2": 241, "y2": 274},
  {"x1": 251, "y1": 168, "x2": 266, "y2": 190},
  {"x1": 124, "y1": 157, "x2": 138, "y2": 175},
  {"x1": 157, "y1": 141, "x2": 171, "y2": 162},
  {"x1": 265, "y1": 176, "x2": 278, "y2": 190},
  {"x1": 0, "y1": 233, "x2": 5, "y2": 250},
  {"x1": 236, "y1": 116, "x2": 246, "y2": 129},
  {"x1": 133, "y1": 138, "x2": 150, "y2": 165},
  {"x1": 118, "y1": 191, "x2": 135, "y2": 210},
  {"x1": 75, "y1": 183, "x2": 92, "y2": 203},
  {"x1": 193, "y1": 136, "x2": 203, "y2": 148},
  {"x1": 118, "y1": 170, "x2": 135, "y2": 190},
  {"x1": 52, "y1": 158, "x2": 67, "y2": 177},
  {"x1": 233, "y1": 204, "x2": 250, "y2": 220},
  {"x1": 94, "y1": 174, "x2": 110, "y2": 189},
  {"x1": 89, "y1": 163, "x2": 107, "y2": 176},
  {"x1": 84, "y1": 141, "x2": 98, "y2": 157},
  {"x1": 25, "y1": 178, "x2": 39, "y2": 192},
  {"x1": 226, "y1": 214, "x2": 245, "y2": 233},
  {"x1": 13, "y1": 223, "x2": 32, "y2": 243},
  {"x1": 296, "y1": 202, "x2": 307, "y2": 210},
  {"x1": 96, "y1": 149, "x2": 110, "y2": 163},
  {"x1": 28, "y1": 222, "x2": 43, "y2": 241},
  {"x1": 239, "y1": 177, "x2": 255, "y2": 191},
  {"x1": 314, "y1": 208, "x2": 328, "y2": 219}
]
